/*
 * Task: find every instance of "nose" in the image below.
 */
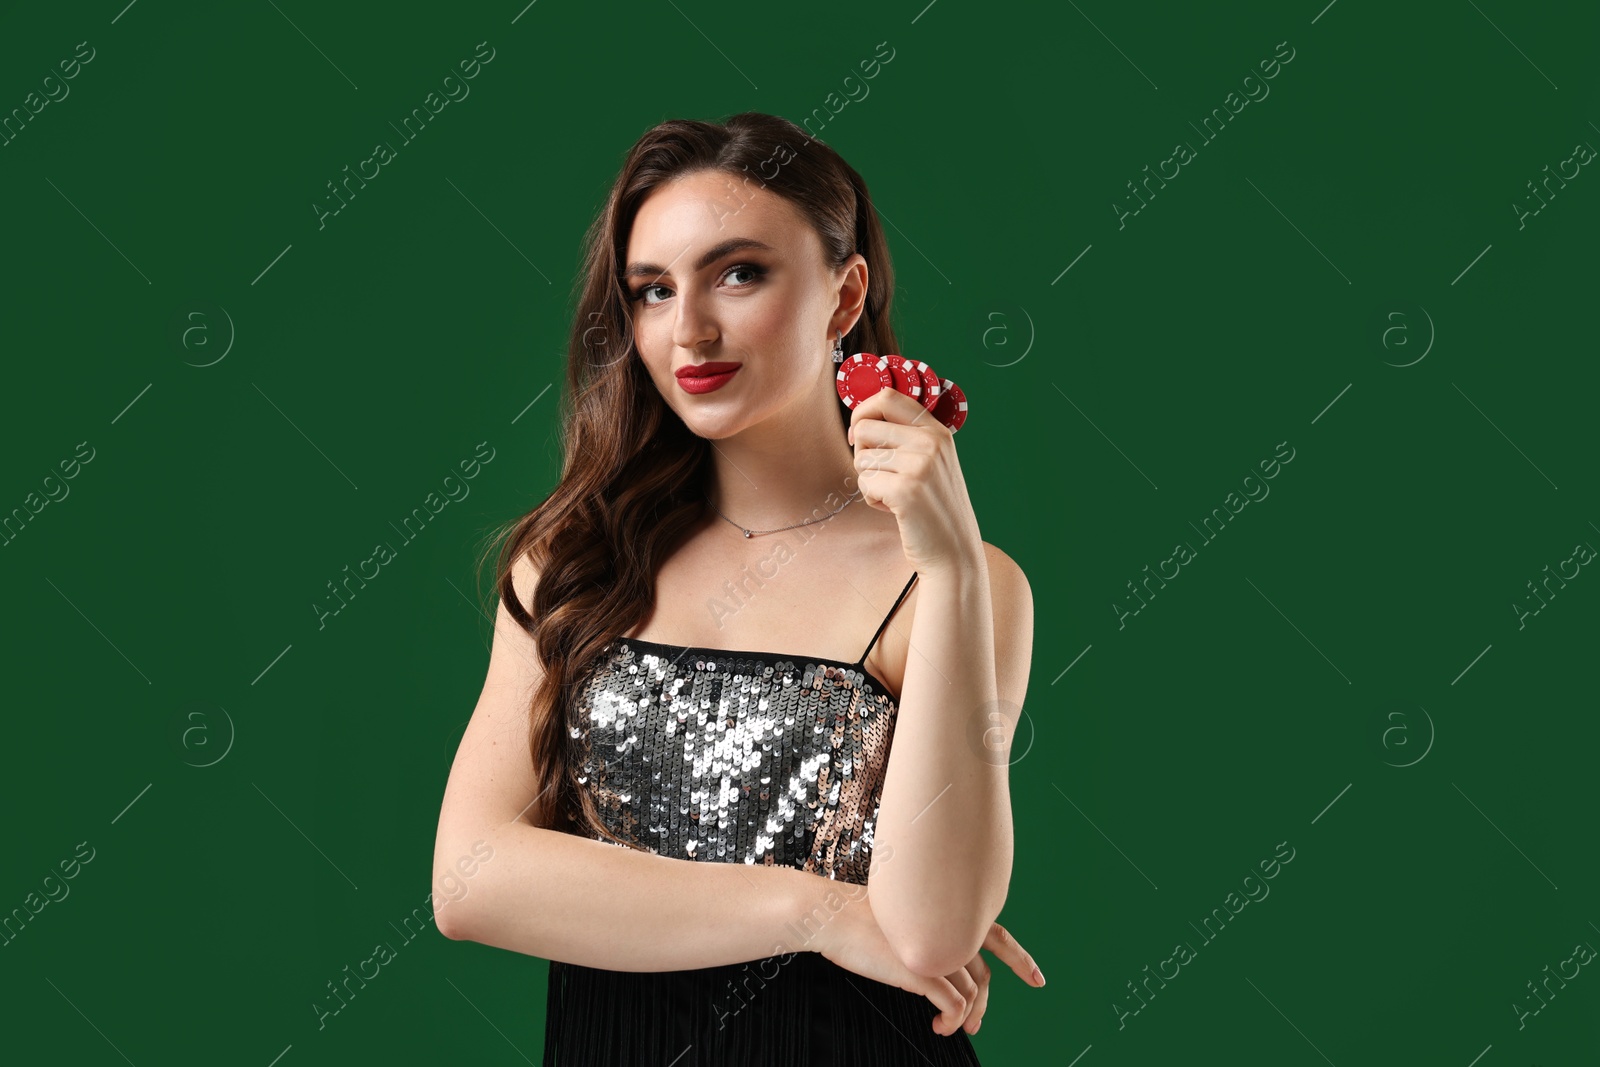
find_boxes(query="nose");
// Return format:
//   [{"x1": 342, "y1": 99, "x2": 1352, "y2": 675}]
[{"x1": 670, "y1": 288, "x2": 718, "y2": 351}]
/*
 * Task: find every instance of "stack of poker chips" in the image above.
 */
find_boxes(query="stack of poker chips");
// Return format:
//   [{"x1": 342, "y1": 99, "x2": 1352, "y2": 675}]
[{"x1": 834, "y1": 353, "x2": 968, "y2": 432}]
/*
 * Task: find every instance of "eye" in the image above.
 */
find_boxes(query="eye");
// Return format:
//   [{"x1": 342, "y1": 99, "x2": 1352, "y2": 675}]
[
  {"x1": 629, "y1": 263, "x2": 767, "y2": 307},
  {"x1": 635, "y1": 283, "x2": 671, "y2": 306},
  {"x1": 723, "y1": 263, "x2": 766, "y2": 286}
]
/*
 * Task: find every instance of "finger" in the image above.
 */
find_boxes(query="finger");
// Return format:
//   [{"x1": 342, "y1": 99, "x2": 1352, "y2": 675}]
[
  {"x1": 850, "y1": 416, "x2": 931, "y2": 452},
  {"x1": 916, "y1": 974, "x2": 968, "y2": 1037},
  {"x1": 873, "y1": 383, "x2": 947, "y2": 432},
  {"x1": 946, "y1": 965, "x2": 979, "y2": 1011},
  {"x1": 845, "y1": 387, "x2": 887, "y2": 446},
  {"x1": 848, "y1": 384, "x2": 928, "y2": 440},
  {"x1": 962, "y1": 959, "x2": 992, "y2": 1035},
  {"x1": 852, "y1": 447, "x2": 902, "y2": 475},
  {"x1": 984, "y1": 922, "x2": 1044, "y2": 987}
]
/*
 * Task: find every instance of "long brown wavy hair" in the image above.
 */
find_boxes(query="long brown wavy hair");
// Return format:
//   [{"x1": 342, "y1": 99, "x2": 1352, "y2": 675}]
[{"x1": 480, "y1": 111, "x2": 901, "y2": 844}]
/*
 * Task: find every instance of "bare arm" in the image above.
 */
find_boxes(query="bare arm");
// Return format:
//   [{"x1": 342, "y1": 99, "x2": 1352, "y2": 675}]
[
  {"x1": 438, "y1": 822, "x2": 844, "y2": 971},
  {"x1": 869, "y1": 541, "x2": 1032, "y2": 977},
  {"x1": 431, "y1": 552, "x2": 836, "y2": 971}
]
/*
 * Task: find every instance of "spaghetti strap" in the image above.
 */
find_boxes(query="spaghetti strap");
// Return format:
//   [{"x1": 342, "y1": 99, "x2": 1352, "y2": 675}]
[{"x1": 858, "y1": 572, "x2": 919, "y2": 665}]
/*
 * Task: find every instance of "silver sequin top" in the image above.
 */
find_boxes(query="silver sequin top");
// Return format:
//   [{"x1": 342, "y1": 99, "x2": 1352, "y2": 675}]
[{"x1": 568, "y1": 635, "x2": 904, "y2": 886}]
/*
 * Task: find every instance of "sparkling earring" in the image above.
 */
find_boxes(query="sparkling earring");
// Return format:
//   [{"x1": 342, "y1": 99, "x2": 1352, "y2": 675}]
[{"x1": 831, "y1": 329, "x2": 844, "y2": 363}]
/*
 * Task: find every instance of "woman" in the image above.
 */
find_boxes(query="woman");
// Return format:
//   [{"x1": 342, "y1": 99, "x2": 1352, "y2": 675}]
[{"x1": 432, "y1": 111, "x2": 1041, "y2": 1065}]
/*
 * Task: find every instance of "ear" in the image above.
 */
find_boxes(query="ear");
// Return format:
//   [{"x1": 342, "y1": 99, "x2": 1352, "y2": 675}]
[{"x1": 832, "y1": 253, "x2": 869, "y2": 335}]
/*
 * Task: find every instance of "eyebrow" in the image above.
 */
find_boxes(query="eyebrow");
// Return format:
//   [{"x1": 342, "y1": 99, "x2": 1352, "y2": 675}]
[{"x1": 622, "y1": 237, "x2": 776, "y2": 281}]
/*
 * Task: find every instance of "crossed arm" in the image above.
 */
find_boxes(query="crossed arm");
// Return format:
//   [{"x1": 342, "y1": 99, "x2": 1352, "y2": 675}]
[{"x1": 432, "y1": 545, "x2": 1033, "y2": 980}]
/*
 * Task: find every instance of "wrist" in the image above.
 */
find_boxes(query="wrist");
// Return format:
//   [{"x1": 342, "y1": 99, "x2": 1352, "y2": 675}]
[
  {"x1": 768, "y1": 867, "x2": 823, "y2": 956},
  {"x1": 775, "y1": 867, "x2": 857, "y2": 956}
]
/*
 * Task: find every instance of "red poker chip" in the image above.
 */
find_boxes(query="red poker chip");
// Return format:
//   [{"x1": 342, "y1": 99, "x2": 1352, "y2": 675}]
[
  {"x1": 881, "y1": 354, "x2": 924, "y2": 403},
  {"x1": 909, "y1": 359, "x2": 941, "y2": 412},
  {"x1": 836, "y1": 353, "x2": 893, "y2": 409},
  {"x1": 930, "y1": 378, "x2": 967, "y2": 432}
]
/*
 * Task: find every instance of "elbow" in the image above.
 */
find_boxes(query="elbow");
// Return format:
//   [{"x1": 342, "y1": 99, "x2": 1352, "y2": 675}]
[
  {"x1": 431, "y1": 876, "x2": 478, "y2": 941},
  {"x1": 434, "y1": 896, "x2": 472, "y2": 941},
  {"x1": 884, "y1": 905, "x2": 993, "y2": 978},
  {"x1": 891, "y1": 924, "x2": 990, "y2": 979},
  {"x1": 431, "y1": 834, "x2": 498, "y2": 942},
  {"x1": 881, "y1": 884, "x2": 1011, "y2": 978}
]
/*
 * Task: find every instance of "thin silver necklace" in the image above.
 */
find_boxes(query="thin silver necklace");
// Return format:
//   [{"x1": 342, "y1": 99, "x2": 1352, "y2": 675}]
[{"x1": 708, "y1": 490, "x2": 863, "y2": 538}]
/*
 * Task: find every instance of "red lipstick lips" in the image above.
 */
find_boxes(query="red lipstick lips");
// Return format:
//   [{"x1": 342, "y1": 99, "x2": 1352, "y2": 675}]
[{"x1": 675, "y1": 361, "x2": 742, "y2": 394}]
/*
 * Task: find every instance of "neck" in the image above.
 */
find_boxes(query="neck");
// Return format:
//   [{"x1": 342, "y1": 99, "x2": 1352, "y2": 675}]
[{"x1": 704, "y1": 400, "x2": 861, "y2": 534}]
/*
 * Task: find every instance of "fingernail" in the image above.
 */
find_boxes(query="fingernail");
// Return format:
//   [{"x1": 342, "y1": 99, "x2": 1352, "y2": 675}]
[{"x1": 1031, "y1": 965, "x2": 1045, "y2": 986}]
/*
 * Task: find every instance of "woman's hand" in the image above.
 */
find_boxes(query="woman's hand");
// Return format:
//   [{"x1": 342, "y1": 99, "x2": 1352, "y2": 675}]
[
  {"x1": 807, "y1": 881, "x2": 976, "y2": 1036},
  {"x1": 847, "y1": 385, "x2": 983, "y2": 576},
  {"x1": 947, "y1": 921, "x2": 1046, "y2": 1036},
  {"x1": 807, "y1": 885, "x2": 1044, "y2": 1038}
]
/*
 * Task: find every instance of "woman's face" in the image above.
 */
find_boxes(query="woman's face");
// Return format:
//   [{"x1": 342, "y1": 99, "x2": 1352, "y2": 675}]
[{"x1": 623, "y1": 168, "x2": 865, "y2": 440}]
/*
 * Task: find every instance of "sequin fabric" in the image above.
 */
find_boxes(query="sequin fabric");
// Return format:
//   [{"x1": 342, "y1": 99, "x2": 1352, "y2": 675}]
[{"x1": 568, "y1": 637, "x2": 901, "y2": 886}]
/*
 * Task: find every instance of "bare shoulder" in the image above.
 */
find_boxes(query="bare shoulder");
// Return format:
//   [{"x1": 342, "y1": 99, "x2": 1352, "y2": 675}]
[
  {"x1": 507, "y1": 546, "x2": 543, "y2": 615},
  {"x1": 859, "y1": 541, "x2": 1032, "y2": 704}
]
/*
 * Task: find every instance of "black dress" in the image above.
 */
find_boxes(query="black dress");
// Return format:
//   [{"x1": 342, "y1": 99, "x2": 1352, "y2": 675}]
[{"x1": 543, "y1": 572, "x2": 983, "y2": 1065}]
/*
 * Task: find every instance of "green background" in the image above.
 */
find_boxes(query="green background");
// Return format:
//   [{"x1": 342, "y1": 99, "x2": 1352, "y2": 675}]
[{"x1": 3, "y1": 0, "x2": 1596, "y2": 1063}]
